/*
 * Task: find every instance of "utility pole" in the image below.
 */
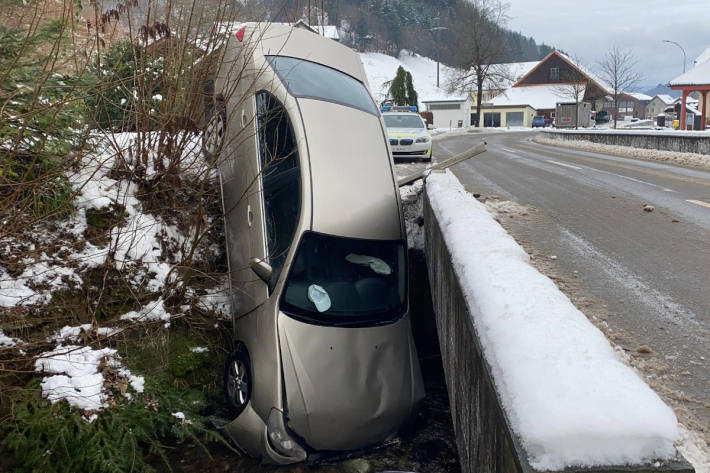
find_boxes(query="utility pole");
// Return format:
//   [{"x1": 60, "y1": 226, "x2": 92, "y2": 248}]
[
  {"x1": 430, "y1": 18, "x2": 447, "y2": 88},
  {"x1": 662, "y1": 39, "x2": 687, "y2": 73}
]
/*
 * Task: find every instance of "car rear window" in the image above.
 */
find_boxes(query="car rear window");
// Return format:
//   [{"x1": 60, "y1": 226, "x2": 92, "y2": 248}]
[{"x1": 266, "y1": 56, "x2": 378, "y2": 116}]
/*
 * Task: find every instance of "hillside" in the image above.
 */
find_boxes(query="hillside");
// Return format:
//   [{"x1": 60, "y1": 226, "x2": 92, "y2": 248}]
[{"x1": 258, "y1": 0, "x2": 555, "y2": 66}]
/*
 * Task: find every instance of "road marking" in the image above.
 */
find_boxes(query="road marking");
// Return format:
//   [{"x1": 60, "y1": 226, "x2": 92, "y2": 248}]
[
  {"x1": 585, "y1": 166, "x2": 679, "y2": 193},
  {"x1": 687, "y1": 199, "x2": 710, "y2": 208},
  {"x1": 547, "y1": 160, "x2": 582, "y2": 170},
  {"x1": 501, "y1": 147, "x2": 518, "y2": 153}
]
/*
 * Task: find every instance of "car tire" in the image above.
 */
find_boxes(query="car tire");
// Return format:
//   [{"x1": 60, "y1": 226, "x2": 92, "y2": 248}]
[
  {"x1": 224, "y1": 344, "x2": 251, "y2": 417},
  {"x1": 202, "y1": 89, "x2": 227, "y2": 160}
]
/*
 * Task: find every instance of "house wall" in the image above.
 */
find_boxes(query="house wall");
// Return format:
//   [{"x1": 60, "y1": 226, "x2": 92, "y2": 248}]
[
  {"x1": 603, "y1": 93, "x2": 646, "y2": 120},
  {"x1": 476, "y1": 106, "x2": 536, "y2": 127},
  {"x1": 518, "y1": 54, "x2": 585, "y2": 85},
  {"x1": 647, "y1": 97, "x2": 671, "y2": 119},
  {"x1": 425, "y1": 99, "x2": 471, "y2": 129}
]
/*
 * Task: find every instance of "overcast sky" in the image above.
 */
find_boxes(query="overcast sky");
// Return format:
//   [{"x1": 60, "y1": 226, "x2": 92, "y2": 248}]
[{"x1": 505, "y1": 0, "x2": 710, "y2": 90}]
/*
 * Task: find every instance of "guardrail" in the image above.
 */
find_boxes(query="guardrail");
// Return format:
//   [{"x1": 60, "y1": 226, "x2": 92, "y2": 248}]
[
  {"x1": 540, "y1": 129, "x2": 710, "y2": 155},
  {"x1": 423, "y1": 175, "x2": 695, "y2": 473}
]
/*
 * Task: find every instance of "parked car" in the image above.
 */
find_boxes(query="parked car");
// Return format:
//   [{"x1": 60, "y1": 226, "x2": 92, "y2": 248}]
[
  {"x1": 382, "y1": 106, "x2": 432, "y2": 161},
  {"x1": 532, "y1": 115, "x2": 548, "y2": 128},
  {"x1": 203, "y1": 22, "x2": 424, "y2": 464},
  {"x1": 595, "y1": 110, "x2": 610, "y2": 124}
]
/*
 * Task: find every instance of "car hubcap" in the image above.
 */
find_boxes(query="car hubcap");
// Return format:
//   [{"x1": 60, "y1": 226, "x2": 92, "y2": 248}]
[
  {"x1": 204, "y1": 113, "x2": 224, "y2": 156},
  {"x1": 227, "y1": 360, "x2": 248, "y2": 407}
]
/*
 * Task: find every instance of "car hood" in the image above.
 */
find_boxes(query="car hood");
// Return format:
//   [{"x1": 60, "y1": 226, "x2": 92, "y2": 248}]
[
  {"x1": 277, "y1": 313, "x2": 424, "y2": 451},
  {"x1": 387, "y1": 128, "x2": 429, "y2": 137}
]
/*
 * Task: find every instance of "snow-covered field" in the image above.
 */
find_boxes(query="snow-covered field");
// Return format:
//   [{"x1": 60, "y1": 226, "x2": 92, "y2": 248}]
[
  {"x1": 426, "y1": 170, "x2": 688, "y2": 470},
  {"x1": 535, "y1": 134, "x2": 710, "y2": 170},
  {"x1": 360, "y1": 50, "x2": 465, "y2": 105}
]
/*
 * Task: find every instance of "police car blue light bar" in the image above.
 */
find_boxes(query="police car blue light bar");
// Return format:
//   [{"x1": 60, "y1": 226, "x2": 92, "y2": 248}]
[{"x1": 381, "y1": 105, "x2": 418, "y2": 113}]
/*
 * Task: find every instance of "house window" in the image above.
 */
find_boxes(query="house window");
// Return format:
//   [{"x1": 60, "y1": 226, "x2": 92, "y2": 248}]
[
  {"x1": 549, "y1": 67, "x2": 560, "y2": 81},
  {"x1": 428, "y1": 103, "x2": 461, "y2": 110}
]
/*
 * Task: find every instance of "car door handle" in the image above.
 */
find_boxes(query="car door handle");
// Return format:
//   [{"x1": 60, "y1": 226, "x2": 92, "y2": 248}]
[{"x1": 247, "y1": 204, "x2": 253, "y2": 227}]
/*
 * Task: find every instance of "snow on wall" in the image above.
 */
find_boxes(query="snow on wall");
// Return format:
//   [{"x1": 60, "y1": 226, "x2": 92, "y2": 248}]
[{"x1": 426, "y1": 170, "x2": 679, "y2": 470}]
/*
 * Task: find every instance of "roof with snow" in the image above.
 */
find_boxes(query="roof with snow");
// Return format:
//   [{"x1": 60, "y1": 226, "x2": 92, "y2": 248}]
[
  {"x1": 627, "y1": 92, "x2": 652, "y2": 101},
  {"x1": 653, "y1": 94, "x2": 675, "y2": 105},
  {"x1": 490, "y1": 84, "x2": 579, "y2": 110},
  {"x1": 673, "y1": 95, "x2": 699, "y2": 105},
  {"x1": 670, "y1": 45, "x2": 710, "y2": 87},
  {"x1": 694, "y1": 46, "x2": 710, "y2": 66}
]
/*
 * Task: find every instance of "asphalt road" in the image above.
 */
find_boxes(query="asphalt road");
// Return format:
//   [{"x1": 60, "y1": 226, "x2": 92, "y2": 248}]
[{"x1": 415, "y1": 130, "x2": 710, "y2": 440}]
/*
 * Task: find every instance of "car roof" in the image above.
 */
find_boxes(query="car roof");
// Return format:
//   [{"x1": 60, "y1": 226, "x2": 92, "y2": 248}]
[{"x1": 299, "y1": 99, "x2": 403, "y2": 241}]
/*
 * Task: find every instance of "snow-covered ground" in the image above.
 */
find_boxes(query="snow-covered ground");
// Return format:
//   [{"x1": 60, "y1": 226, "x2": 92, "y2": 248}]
[
  {"x1": 426, "y1": 170, "x2": 686, "y2": 470},
  {"x1": 0, "y1": 132, "x2": 230, "y2": 416},
  {"x1": 535, "y1": 134, "x2": 710, "y2": 170},
  {"x1": 360, "y1": 50, "x2": 466, "y2": 106}
]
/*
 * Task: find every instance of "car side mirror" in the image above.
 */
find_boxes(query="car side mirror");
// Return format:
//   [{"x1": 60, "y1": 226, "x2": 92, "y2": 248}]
[{"x1": 250, "y1": 258, "x2": 273, "y2": 283}]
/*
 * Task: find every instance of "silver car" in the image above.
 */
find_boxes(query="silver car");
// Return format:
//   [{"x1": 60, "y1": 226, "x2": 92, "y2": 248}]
[{"x1": 203, "y1": 23, "x2": 424, "y2": 464}]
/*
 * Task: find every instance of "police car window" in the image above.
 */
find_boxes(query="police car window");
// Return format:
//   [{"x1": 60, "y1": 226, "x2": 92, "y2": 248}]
[
  {"x1": 383, "y1": 114, "x2": 425, "y2": 129},
  {"x1": 266, "y1": 56, "x2": 378, "y2": 116},
  {"x1": 256, "y1": 91, "x2": 301, "y2": 292}
]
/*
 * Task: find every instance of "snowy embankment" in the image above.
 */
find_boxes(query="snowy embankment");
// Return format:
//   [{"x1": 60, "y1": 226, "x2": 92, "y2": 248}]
[
  {"x1": 360, "y1": 50, "x2": 464, "y2": 105},
  {"x1": 1, "y1": 132, "x2": 229, "y2": 417},
  {"x1": 426, "y1": 170, "x2": 680, "y2": 470},
  {"x1": 534, "y1": 134, "x2": 710, "y2": 170}
]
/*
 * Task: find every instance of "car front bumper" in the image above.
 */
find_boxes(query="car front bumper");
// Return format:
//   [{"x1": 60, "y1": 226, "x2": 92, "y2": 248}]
[{"x1": 391, "y1": 143, "x2": 432, "y2": 160}]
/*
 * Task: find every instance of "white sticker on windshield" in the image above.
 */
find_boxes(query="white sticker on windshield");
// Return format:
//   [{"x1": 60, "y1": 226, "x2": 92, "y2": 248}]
[
  {"x1": 307, "y1": 284, "x2": 331, "y2": 313},
  {"x1": 345, "y1": 254, "x2": 392, "y2": 275}
]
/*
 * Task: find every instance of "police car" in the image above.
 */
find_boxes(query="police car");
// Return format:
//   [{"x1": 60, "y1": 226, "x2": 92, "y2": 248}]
[{"x1": 381, "y1": 105, "x2": 432, "y2": 162}]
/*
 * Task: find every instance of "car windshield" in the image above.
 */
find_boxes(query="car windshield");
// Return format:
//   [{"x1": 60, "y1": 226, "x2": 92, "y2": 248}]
[
  {"x1": 266, "y1": 56, "x2": 378, "y2": 116},
  {"x1": 281, "y1": 232, "x2": 406, "y2": 326},
  {"x1": 383, "y1": 114, "x2": 425, "y2": 129}
]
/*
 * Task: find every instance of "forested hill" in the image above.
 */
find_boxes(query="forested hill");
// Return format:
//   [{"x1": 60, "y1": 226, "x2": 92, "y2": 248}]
[{"x1": 256, "y1": 0, "x2": 556, "y2": 66}]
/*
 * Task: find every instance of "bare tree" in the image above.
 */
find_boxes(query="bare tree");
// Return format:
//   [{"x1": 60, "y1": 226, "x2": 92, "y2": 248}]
[
  {"x1": 448, "y1": 0, "x2": 511, "y2": 127},
  {"x1": 553, "y1": 57, "x2": 589, "y2": 129},
  {"x1": 598, "y1": 47, "x2": 642, "y2": 129}
]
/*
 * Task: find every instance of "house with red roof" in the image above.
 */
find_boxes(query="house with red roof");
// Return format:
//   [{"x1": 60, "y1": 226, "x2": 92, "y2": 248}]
[{"x1": 669, "y1": 46, "x2": 710, "y2": 130}]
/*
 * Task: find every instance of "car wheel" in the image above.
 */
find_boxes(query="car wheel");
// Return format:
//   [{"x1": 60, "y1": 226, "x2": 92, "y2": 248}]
[
  {"x1": 202, "y1": 94, "x2": 226, "y2": 160},
  {"x1": 224, "y1": 344, "x2": 251, "y2": 416}
]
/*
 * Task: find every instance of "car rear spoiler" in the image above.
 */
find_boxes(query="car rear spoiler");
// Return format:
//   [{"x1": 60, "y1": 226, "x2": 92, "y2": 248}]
[{"x1": 397, "y1": 140, "x2": 486, "y2": 187}]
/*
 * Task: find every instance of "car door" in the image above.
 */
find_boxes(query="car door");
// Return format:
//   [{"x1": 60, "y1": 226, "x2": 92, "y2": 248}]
[
  {"x1": 256, "y1": 91, "x2": 301, "y2": 292},
  {"x1": 220, "y1": 85, "x2": 269, "y2": 317}
]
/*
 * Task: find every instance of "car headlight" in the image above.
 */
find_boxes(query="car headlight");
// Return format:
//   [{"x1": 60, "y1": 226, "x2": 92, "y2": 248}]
[
  {"x1": 415, "y1": 136, "x2": 430, "y2": 143},
  {"x1": 266, "y1": 408, "x2": 307, "y2": 461}
]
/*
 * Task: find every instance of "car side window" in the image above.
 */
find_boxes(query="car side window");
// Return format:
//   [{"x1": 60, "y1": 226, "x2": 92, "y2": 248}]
[{"x1": 256, "y1": 91, "x2": 301, "y2": 292}]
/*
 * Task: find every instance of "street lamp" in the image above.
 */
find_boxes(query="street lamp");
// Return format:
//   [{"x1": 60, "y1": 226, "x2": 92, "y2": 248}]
[
  {"x1": 662, "y1": 39, "x2": 687, "y2": 73},
  {"x1": 429, "y1": 19, "x2": 448, "y2": 88}
]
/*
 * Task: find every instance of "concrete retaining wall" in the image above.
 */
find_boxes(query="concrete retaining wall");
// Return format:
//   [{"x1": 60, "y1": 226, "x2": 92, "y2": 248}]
[
  {"x1": 423, "y1": 188, "x2": 695, "y2": 473},
  {"x1": 541, "y1": 130, "x2": 710, "y2": 155}
]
